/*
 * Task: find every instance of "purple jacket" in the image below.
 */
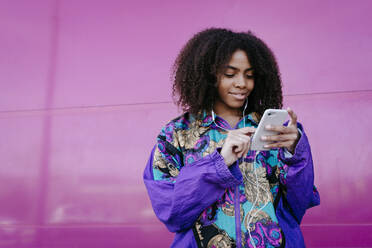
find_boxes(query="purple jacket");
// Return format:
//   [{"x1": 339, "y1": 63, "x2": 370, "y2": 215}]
[{"x1": 143, "y1": 112, "x2": 320, "y2": 247}]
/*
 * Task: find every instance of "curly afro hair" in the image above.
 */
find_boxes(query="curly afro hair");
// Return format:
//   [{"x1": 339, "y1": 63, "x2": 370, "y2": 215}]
[{"x1": 171, "y1": 27, "x2": 283, "y2": 119}]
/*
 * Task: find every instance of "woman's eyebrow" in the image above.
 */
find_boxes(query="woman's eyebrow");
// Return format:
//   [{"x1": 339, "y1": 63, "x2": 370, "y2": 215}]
[{"x1": 224, "y1": 65, "x2": 254, "y2": 72}]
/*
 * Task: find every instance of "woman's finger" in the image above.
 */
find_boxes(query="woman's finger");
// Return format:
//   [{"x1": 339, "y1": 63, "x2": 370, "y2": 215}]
[
  {"x1": 221, "y1": 131, "x2": 251, "y2": 166},
  {"x1": 243, "y1": 137, "x2": 251, "y2": 157},
  {"x1": 235, "y1": 134, "x2": 250, "y2": 157},
  {"x1": 262, "y1": 133, "x2": 298, "y2": 142},
  {"x1": 237, "y1": 126, "x2": 256, "y2": 135},
  {"x1": 265, "y1": 125, "x2": 293, "y2": 134},
  {"x1": 240, "y1": 135, "x2": 249, "y2": 158},
  {"x1": 233, "y1": 143, "x2": 242, "y2": 153},
  {"x1": 232, "y1": 137, "x2": 244, "y2": 155},
  {"x1": 264, "y1": 141, "x2": 292, "y2": 149}
]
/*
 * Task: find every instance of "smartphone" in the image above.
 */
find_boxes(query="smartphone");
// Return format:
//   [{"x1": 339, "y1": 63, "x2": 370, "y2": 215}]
[{"x1": 251, "y1": 109, "x2": 289, "y2": 151}]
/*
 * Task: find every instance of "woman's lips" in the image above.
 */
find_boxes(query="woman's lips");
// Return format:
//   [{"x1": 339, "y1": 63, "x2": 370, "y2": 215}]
[{"x1": 229, "y1": 93, "x2": 247, "y2": 100}]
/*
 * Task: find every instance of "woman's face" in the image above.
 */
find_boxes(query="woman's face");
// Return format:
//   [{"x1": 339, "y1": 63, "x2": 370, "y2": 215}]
[{"x1": 215, "y1": 49, "x2": 255, "y2": 114}]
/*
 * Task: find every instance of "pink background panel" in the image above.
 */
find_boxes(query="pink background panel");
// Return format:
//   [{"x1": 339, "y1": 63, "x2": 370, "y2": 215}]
[
  {"x1": 0, "y1": 0, "x2": 54, "y2": 111},
  {"x1": 0, "y1": 0, "x2": 371, "y2": 247},
  {"x1": 1, "y1": 0, "x2": 371, "y2": 111}
]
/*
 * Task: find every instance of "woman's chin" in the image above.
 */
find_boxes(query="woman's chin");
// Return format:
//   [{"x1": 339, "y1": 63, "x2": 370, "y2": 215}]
[{"x1": 226, "y1": 103, "x2": 245, "y2": 110}]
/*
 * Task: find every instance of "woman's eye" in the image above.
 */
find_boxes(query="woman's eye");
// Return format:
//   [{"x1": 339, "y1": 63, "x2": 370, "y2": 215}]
[{"x1": 224, "y1": 73, "x2": 254, "y2": 79}]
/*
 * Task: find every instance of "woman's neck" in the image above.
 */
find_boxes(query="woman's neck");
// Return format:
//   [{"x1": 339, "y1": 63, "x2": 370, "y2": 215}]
[{"x1": 213, "y1": 103, "x2": 243, "y2": 128}]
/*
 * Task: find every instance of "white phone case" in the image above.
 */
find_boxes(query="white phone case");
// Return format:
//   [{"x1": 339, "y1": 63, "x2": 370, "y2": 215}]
[{"x1": 251, "y1": 109, "x2": 289, "y2": 151}]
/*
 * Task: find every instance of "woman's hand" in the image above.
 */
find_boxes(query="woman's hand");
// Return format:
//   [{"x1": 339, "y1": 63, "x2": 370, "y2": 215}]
[
  {"x1": 261, "y1": 107, "x2": 300, "y2": 154},
  {"x1": 220, "y1": 127, "x2": 256, "y2": 166}
]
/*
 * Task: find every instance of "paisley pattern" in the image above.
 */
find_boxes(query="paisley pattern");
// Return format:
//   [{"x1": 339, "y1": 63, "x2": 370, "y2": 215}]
[
  {"x1": 207, "y1": 233, "x2": 234, "y2": 248},
  {"x1": 153, "y1": 147, "x2": 179, "y2": 179},
  {"x1": 240, "y1": 162, "x2": 273, "y2": 205},
  {"x1": 152, "y1": 111, "x2": 288, "y2": 247},
  {"x1": 244, "y1": 221, "x2": 283, "y2": 248}
]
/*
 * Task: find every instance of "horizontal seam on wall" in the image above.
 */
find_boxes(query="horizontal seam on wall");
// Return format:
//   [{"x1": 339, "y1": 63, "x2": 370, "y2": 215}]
[{"x1": 1, "y1": 89, "x2": 372, "y2": 114}]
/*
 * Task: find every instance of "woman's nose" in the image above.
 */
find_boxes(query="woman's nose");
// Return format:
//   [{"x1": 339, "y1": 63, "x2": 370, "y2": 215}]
[{"x1": 233, "y1": 75, "x2": 246, "y2": 87}]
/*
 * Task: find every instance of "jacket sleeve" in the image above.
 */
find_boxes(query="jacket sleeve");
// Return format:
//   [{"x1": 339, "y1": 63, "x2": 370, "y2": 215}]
[
  {"x1": 143, "y1": 132, "x2": 243, "y2": 233},
  {"x1": 276, "y1": 122, "x2": 320, "y2": 224}
]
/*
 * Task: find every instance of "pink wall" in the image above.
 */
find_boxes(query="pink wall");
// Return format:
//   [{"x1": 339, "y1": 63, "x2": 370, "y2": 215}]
[{"x1": 0, "y1": 0, "x2": 371, "y2": 247}]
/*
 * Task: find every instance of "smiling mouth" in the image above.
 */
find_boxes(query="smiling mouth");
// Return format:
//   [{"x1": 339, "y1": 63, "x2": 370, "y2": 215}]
[{"x1": 229, "y1": 93, "x2": 247, "y2": 100}]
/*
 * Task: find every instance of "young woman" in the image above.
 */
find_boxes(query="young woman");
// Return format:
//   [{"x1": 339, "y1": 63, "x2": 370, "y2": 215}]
[{"x1": 143, "y1": 28, "x2": 320, "y2": 248}]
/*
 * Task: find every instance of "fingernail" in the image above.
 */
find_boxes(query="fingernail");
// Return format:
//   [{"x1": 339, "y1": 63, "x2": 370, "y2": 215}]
[
  {"x1": 264, "y1": 145, "x2": 269, "y2": 148},
  {"x1": 266, "y1": 125, "x2": 271, "y2": 129},
  {"x1": 261, "y1": 136, "x2": 267, "y2": 140}
]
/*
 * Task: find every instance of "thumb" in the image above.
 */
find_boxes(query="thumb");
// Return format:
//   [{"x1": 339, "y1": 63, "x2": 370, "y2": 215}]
[{"x1": 287, "y1": 107, "x2": 297, "y2": 127}]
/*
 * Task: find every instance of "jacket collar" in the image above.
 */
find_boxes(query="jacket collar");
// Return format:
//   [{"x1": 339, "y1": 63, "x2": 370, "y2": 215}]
[{"x1": 197, "y1": 110, "x2": 260, "y2": 128}]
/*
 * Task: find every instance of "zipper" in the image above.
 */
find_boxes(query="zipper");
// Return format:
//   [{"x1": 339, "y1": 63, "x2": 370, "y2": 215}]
[
  {"x1": 213, "y1": 112, "x2": 254, "y2": 248},
  {"x1": 234, "y1": 185, "x2": 242, "y2": 248}
]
